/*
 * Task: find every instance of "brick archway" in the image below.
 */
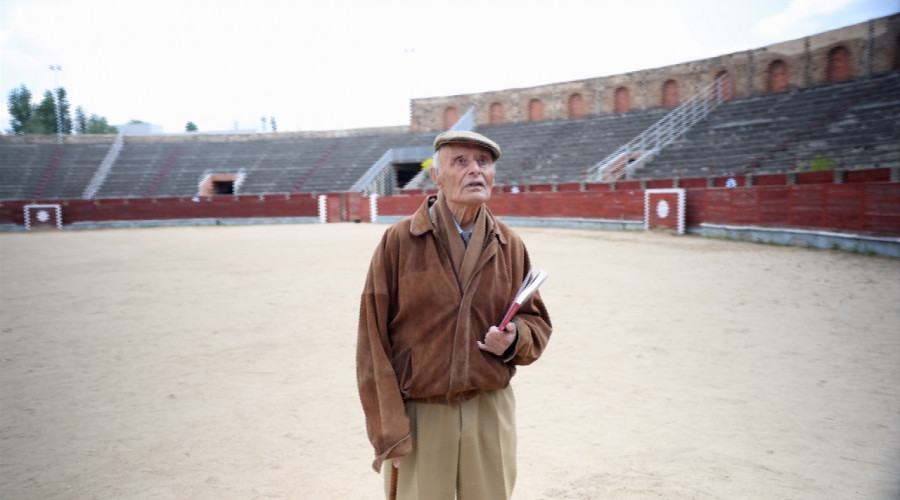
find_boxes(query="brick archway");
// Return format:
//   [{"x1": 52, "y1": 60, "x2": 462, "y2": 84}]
[
  {"x1": 568, "y1": 93, "x2": 585, "y2": 119},
  {"x1": 528, "y1": 98, "x2": 544, "y2": 121},
  {"x1": 827, "y1": 46, "x2": 852, "y2": 82},
  {"x1": 714, "y1": 70, "x2": 734, "y2": 100},
  {"x1": 443, "y1": 107, "x2": 459, "y2": 129},
  {"x1": 662, "y1": 79, "x2": 679, "y2": 108},
  {"x1": 489, "y1": 102, "x2": 505, "y2": 125},
  {"x1": 767, "y1": 60, "x2": 789, "y2": 92},
  {"x1": 614, "y1": 87, "x2": 631, "y2": 114}
]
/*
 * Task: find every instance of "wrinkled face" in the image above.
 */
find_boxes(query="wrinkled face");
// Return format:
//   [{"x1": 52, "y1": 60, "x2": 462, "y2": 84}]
[{"x1": 431, "y1": 143, "x2": 495, "y2": 207}]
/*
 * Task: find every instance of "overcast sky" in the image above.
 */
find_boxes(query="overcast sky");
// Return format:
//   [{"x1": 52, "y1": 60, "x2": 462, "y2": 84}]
[{"x1": 1, "y1": 0, "x2": 897, "y2": 134}]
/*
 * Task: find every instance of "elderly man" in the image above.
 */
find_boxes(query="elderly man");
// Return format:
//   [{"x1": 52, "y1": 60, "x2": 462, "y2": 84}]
[{"x1": 356, "y1": 130, "x2": 553, "y2": 500}]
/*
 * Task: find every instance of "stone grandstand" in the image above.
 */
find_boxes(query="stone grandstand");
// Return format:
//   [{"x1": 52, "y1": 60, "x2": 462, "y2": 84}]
[
  {"x1": 641, "y1": 71, "x2": 900, "y2": 179},
  {"x1": 1, "y1": 71, "x2": 896, "y2": 201},
  {"x1": 97, "y1": 131, "x2": 437, "y2": 199},
  {"x1": 1, "y1": 15, "x2": 898, "y2": 201}
]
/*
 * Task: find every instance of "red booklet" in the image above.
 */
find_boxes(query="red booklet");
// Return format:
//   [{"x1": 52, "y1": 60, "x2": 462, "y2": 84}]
[{"x1": 498, "y1": 269, "x2": 548, "y2": 329}]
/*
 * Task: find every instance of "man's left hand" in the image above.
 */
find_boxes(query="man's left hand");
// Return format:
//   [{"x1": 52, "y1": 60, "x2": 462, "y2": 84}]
[{"x1": 477, "y1": 322, "x2": 517, "y2": 356}]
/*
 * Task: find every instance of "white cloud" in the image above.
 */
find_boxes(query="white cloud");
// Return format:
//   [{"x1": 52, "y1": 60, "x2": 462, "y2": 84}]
[
  {"x1": 2, "y1": 0, "x2": 897, "y2": 133},
  {"x1": 754, "y1": 0, "x2": 857, "y2": 39}
]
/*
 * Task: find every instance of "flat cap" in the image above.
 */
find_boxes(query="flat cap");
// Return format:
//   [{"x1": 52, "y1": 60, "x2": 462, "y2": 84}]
[{"x1": 433, "y1": 130, "x2": 501, "y2": 161}]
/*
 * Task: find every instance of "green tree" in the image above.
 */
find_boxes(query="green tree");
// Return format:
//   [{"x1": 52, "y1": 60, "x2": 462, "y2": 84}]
[
  {"x1": 7, "y1": 84, "x2": 33, "y2": 134},
  {"x1": 270, "y1": 116, "x2": 277, "y2": 132},
  {"x1": 55, "y1": 87, "x2": 73, "y2": 134},
  {"x1": 74, "y1": 105, "x2": 117, "y2": 134},
  {"x1": 8, "y1": 84, "x2": 111, "y2": 135},
  {"x1": 185, "y1": 121, "x2": 198, "y2": 132},
  {"x1": 75, "y1": 106, "x2": 88, "y2": 134},
  {"x1": 29, "y1": 90, "x2": 58, "y2": 134},
  {"x1": 84, "y1": 114, "x2": 118, "y2": 134}
]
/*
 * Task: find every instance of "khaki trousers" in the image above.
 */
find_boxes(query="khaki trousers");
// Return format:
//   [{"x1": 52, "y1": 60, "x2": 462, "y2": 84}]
[{"x1": 384, "y1": 386, "x2": 517, "y2": 500}]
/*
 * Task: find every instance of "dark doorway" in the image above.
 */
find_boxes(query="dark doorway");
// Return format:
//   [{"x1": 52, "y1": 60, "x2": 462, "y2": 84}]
[
  {"x1": 394, "y1": 162, "x2": 424, "y2": 189},
  {"x1": 212, "y1": 180, "x2": 234, "y2": 195},
  {"x1": 768, "y1": 60, "x2": 789, "y2": 92}
]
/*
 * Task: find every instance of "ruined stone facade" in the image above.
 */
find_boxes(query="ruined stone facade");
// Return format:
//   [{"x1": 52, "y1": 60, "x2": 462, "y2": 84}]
[{"x1": 410, "y1": 14, "x2": 900, "y2": 132}]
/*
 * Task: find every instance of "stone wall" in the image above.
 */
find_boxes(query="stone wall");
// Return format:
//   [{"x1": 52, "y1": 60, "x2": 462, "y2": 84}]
[
  {"x1": 0, "y1": 125, "x2": 410, "y2": 144},
  {"x1": 410, "y1": 14, "x2": 900, "y2": 132},
  {"x1": 0, "y1": 134, "x2": 117, "y2": 144}
]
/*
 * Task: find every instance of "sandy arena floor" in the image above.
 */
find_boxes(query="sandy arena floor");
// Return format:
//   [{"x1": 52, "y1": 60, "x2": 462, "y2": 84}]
[{"x1": 1, "y1": 223, "x2": 898, "y2": 499}]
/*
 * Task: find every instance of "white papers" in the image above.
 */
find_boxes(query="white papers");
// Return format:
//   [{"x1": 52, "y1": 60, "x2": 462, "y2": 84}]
[{"x1": 498, "y1": 269, "x2": 548, "y2": 329}]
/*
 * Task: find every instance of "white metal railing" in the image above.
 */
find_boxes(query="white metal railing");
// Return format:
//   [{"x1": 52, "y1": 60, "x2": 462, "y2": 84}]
[
  {"x1": 198, "y1": 169, "x2": 212, "y2": 195},
  {"x1": 449, "y1": 107, "x2": 475, "y2": 131},
  {"x1": 349, "y1": 149, "x2": 396, "y2": 196},
  {"x1": 233, "y1": 168, "x2": 247, "y2": 193},
  {"x1": 402, "y1": 165, "x2": 432, "y2": 191},
  {"x1": 393, "y1": 146, "x2": 438, "y2": 191},
  {"x1": 587, "y1": 74, "x2": 732, "y2": 182},
  {"x1": 350, "y1": 108, "x2": 476, "y2": 196},
  {"x1": 82, "y1": 132, "x2": 125, "y2": 199}
]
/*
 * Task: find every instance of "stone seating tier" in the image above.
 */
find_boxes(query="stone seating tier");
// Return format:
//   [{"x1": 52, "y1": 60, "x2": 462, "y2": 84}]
[
  {"x1": 640, "y1": 72, "x2": 900, "y2": 179},
  {"x1": 1, "y1": 73, "x2": 897, "y2": 200}
]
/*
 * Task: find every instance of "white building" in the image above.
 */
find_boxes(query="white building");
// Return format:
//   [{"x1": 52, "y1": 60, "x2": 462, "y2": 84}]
[{"x1": 115, "y1": 122, "x2": 164, "y2": 135}]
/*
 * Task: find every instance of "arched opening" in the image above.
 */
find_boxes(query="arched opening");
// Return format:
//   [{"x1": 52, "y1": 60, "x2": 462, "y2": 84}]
[
  {"x1": 826, "y1": 46, "x2": 852, "y2": 82},
  {"x1": 528, "y1": 99, "x2": 544, "y2": 121},
  {"x1": 442, "y1": 107, "x2": 459, "y2": 129},
  {"x1": 714, "y1": 70, "x2": 734, "y2": 100},
  {"x1": 614, "y1": 87, "x2": 631, "y2": 114},
  {"x1": 767, "y1": 60, "x2": 789, "y2": 92},
  {"x1": 393, "y1": 161, "x2": 424, "y2": 189},
  {"x1": 662, "y1": 80, "x2": 679, "y2": 108},
  {"x1": 200, "y1": 174, "x2": 238, "y2": 196},
  {"x1": 568, "y1": 93, "x2": 585, "y2": 119},
  {"x1": 489, "y1": 102, "x2": 505, "y2": 125}
]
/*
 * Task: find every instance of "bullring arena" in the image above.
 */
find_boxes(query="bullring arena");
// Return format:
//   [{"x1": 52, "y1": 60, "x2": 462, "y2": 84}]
[
  {"x1": 1, "y1": 13, "x2": 900, "y2": 500},
  {"x1": 1, "y1": 224, "x2": 898, "y2": 498}
]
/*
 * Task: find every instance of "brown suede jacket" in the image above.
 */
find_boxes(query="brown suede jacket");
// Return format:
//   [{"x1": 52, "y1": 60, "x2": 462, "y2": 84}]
[{"x1": 356, "y1": 195, "x2": 552, "y2": 472}]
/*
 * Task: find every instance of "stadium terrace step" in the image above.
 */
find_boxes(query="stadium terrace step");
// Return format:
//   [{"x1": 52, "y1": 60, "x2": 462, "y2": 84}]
[
  {"x1": 639, "y1": 72, "x2": 900, "y2": 179},
  {"x1": 1, "y1": 74, "x2": 897, "y2": 199},
  {"x1": 0, "y1": 143, "x2": 111, "y2": 200}
]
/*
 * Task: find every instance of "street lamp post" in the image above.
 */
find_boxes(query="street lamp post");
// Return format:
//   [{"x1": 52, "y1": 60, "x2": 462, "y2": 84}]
[{"x1": 49, "y1": 65, "x2": 62, "y2": 144}]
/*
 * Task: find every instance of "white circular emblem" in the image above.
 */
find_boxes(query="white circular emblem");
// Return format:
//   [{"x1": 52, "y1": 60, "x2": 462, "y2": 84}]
[
  {"x1": 655, "y1": 200, "x2": 670, "y2": 219},
  {"x1": 725, "y1": 177, "x2": 737, "y2": 188},
  {"x1": 36, "y1": 210, "x2": 50, "y2": 222}
]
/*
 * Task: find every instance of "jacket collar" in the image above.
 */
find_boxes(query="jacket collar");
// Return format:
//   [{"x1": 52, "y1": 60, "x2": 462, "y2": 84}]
[{"x1": 409, "y1": 194, "x2": 508, "y2": 245}]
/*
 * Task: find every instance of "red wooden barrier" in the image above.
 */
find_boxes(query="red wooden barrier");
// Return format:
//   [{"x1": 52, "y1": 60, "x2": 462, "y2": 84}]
[
  {"x1": 645, "y1": 189, "x2": 685, "y2": 233},
  {"x1": 699, "y1": 183, "x2": 900, "y2": 235},
  {"x1": 377, "y1": 195, "x2": 426, "y2": 217},
  {"x1": 556, "y1": 182, "x2": 583, "y2": 192},
  {"x1": 344, "y1": 192, "x2": 370, "y2": 222},
  {"x1": 680, "y1": 177, "x2": 708, "y2": 189},
  {"x1": 862, "y1": 183, "x2": 900, "y2": 234},
  {"x1": 488, "y1": 191, "x2": 644, "y2": 220},
  {"x1": 795, "y1": 171, "x2": 835, "y2": 184},
  {"x1": 0, "y1": 194, "x2": 319, "y2": 226},
  {"x1": 1, "y1": 168, "x2": 897, "y2": 237},
  {"x1": 645, "y1": 179, "x2": 674, "y2": 189},
  {"x1": 616, "y1": 180, "x2": 642, "y2": 190},
  {"x1": 754, "y1": 173, "x2": 789, "y2": 186},
  {"x1": 325, "y1": 193, "x2": 343, "y2": 222},
  {"x1": 845, "y1": 167, "x2": 891, "y2": 183}
]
